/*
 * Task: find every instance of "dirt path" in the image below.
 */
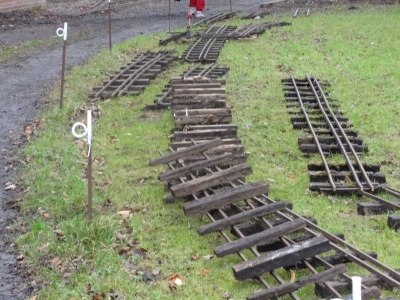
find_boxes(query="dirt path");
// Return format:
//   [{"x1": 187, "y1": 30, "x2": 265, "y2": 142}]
[{"x1": 0, "y1": 0, "x2": 278, "y2": 298}]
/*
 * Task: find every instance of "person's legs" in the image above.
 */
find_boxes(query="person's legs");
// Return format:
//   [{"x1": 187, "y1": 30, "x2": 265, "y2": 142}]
[
  {"x1": 189, "y1": 0, "x2": 197, "y2": 13},
  {"x1": 195, "y1": 0, "x2": 205, "y2": 11},
  {"x1": 195, "y1": 0, "x2": 205, "y2": 17}
]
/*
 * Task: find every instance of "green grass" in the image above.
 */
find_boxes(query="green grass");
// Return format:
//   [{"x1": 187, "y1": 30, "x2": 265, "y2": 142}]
[{"x1": 14, "y1": 5, "x2": 400, "y2": 299}]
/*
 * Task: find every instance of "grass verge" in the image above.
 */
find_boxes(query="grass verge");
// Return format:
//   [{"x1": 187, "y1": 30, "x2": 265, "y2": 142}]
[{"x1": 11, "y1": 4, "x2": 400, "y2": 299}]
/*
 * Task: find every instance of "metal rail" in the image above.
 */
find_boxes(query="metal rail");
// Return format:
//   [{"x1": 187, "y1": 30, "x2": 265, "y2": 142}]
[
  {"x1": 290, "y1": 75, "x2": 337, "y2": 191},
  {"x1": 308, "y1": 75, "x2": 375, "y2": 192}
]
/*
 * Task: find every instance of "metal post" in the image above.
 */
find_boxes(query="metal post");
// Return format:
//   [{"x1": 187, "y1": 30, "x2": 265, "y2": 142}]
[
  {"x1": 88, "y1": 148, "x2": 93, "y2": 222},
  {"x1": 230, "y1": 0, "x2": 232, "y2": 12},
  {"x1": 72, "y1": 110, "x2": 93, "y2": 223},
  {"x1": 108, "y1": 0, "x2": 112, "y2": 52},
  {"x1": 60, "y1": 40, "x2": 66, "y2": 109},
  {"x1": 57, "y1": 22, "x2": 68, "y2": 109},
  {"x1": 169, "y1": 0, "x2": 171, "y2": 32}
]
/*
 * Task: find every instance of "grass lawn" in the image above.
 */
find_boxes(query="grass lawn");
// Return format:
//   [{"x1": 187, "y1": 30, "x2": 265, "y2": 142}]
[{"x1": 12, "y1": 4, "x2": 400, "y2": 299}]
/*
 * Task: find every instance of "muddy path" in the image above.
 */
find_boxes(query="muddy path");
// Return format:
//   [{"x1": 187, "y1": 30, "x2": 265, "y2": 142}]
[{"x1": 0, "y1": 0, "x2": 279, "y2": 298}]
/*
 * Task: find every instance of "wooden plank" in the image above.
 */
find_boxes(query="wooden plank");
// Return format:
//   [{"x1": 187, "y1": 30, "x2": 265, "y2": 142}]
[
  {"x1": 357, "y1": 201, "x2": 400, "y2": 215},
  {"x1": 174, "y1": 114, "x2": 232, "y2": 125},
  {"x1": 214, "y1": 218, "x2": 306, "y2": 257},
  {"x1": 159, "y1": 153, "x2": 233, "y2": 182},
  {"x1": 171, "y1": 83, "x2": 222, "y2": 89},
  {"x1": 170, "y1": 163, "x2": 252, "y2": 198},
  {"x1": 301, "y1": 143, "x2": 368, "y2": 153},
  {"x1": 183, "y1": 180, "x2": 269, "y2": 216},
  {"x1": 171, "y1": 94, "x2": 227, "y2": 101},
  {"x1": 246, "y1": 264, "x2": 347, "y2": 300},
  {"x1": 284, "y1": 250, "x2": 377, "y2": 270},
  {"x1": 308, "y1": 161, "x2": 380, "y2": 172},
  {"x1": 197, "y1": 201, "x2": 290, "y2": 235},
  {"x1": 173, "y1": 128, "x2": 237, "y2": 141},
  {"x1": 388, "y1": 214, "x2": 400, "y2": 231},
  {"x1": 180, "y1": 153, "x2": 246, "y2": 166},
  {"x1": 173, "y1": 88, "x2": 226, "y2": 95},
  {"x1": 309, "y1": 171, "x2": 385, "y2": 183},
  {"x1": 232, "y1": 236, "x2": 331, "y2": 281},
  {"x1": 298, "y1": 134, "x2": 363, "y2": 145},
  {"x1": 258, "y1": 232, "x2": 343, "y2": 253},
  {"x1": 172, "y1": 100, "x2": 226, "y2": 109},
  {"x1": 173, "y1": 108, "x2": 231, "y2": 116},
  {"x1": 149, "y1": 138, "x2": 222, "y2": 166},
  {"x1": 169, "y1": 138, "x2": 241, "y2": 150}
]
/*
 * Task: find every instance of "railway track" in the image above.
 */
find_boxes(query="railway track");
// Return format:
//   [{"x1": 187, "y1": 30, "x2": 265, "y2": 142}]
[
  {"x1": 181, "y1": 22, "x2": 290, "y2": 63},
  {"x1": 148, "y1": 70, "x2": 400, "y2": 299},
  {"x1": 283, "y1": 75, "x2": 400, "y2": 228},
  {"x1": 144, "y1": 63, "x2": 229, "y2": 111},
  {"x1": 89, "y1": 50, "x2": 177, "y2": 99}
]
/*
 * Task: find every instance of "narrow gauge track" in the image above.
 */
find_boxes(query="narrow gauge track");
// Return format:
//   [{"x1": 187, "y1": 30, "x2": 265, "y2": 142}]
[
  {"x1": 181, "y1": 22, "x2": 290, "y2": 63},
  {"x1": 149, "y1": 70, "x2": 400, "y2": 299},
  {"x1": 192, "y1": 12, "x2": 237, "y2": 27},
  {"x1": 144, "y1": 63, "x2": 229, "y2": 111},
  {"x1": 89, "y1": 50, "x2": 177, "y2": 99},
  {"x1": 283, "y1": 75, "x2": 400, "y2": 222},
  {"x1": 181, "y1": 25, "x2": 237, "y2": 63}
]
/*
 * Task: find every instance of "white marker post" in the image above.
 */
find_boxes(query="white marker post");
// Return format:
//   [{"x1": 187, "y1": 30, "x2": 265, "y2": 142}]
[
  {"x1": 352, "y1": 276, "x2": 362, "y2": 300},
  {"x1": 57, "y1": 22, "x2": 68, "y2": 109},
  {"x1": 72, "y1": 110, "x2": 93, "y2": 223}
]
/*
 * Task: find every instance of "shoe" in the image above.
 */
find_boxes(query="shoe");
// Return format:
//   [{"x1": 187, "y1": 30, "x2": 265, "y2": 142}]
[
  {"x1": 195, "y1": 11, "x2": 204, "y2": 17},
  {"x1": 190, "y1": 6, "x2": 196, "y2": 14}
]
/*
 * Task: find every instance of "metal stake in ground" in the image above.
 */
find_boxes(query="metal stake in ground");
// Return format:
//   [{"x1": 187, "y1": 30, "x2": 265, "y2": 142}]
[
  {"x1": 108, "y1": 0, "x2": 112, "y2": 52},
  {"x1": 72, "y1": 110, "x2": 93, "y2": 223},
  {"x1": 57, "y1": 22, "x2": 68, "y2": 109},
  {"x1": 169, "y1": 0, "x2": 171, "y2": 32}
]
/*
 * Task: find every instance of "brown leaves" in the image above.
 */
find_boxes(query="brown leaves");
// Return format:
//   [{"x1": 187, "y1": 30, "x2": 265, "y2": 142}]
[
  {"x1": 197, "y1": 268, "x2": 211, "y2": 275},
  {"x1": 109, "y1": 135, "x2": 119, "y2": 143},
  {"x1": 190, "y1": 253, "x2": 200, "y2": 260},
  {"x1": 168, "y1": 273, "x2": 184, "y2": 290},
  {"x1": 23, "y1": 118, "x2": 45, "y2": 140},
  {"x1": 290, "y1": 269, "x2": 296, "y2": 282}
]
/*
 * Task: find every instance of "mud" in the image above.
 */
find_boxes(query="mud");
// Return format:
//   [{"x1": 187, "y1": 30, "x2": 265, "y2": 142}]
[{"x1": 0, "y1": 0, "x2": 398, "y2": 298}]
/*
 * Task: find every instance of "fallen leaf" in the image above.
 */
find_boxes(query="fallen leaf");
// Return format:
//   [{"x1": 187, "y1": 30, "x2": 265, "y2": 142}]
[
  {"x1": 197, "y1": 268, "x2": 211, "y2": 275},
  {"x1": 152, "y1": 269, "x2": 160, "y2": 276},
  {"x1": 54, "y1": 229, "x2": 65, "y2": 237},
  {"x1": 190, "y1": 253, "x2": 200, "y2": 260},
  {"x1": 16, "y1": 255, "x2": 24, "y2": 261},
  {"x1": 25, "y1": 156, "x2": 31, "y2": 163},
  {"x1": 51, "y1": 256, "x2": 60, "y2": 264},
  {"x1": 110, "y1": 135, "x2": 119, "y2": 143},
  {"x1": 30, "y1": 296, "x2": 38, "y2": 300},
  {"x1": 222, "y1": 291, "x2": 232, "y2": 299},
  {"x1": 168, "y1": 273, "x2": 184, "y2": 286},
  {"x1": 202, "y1": 254, "x2": 214, "y2": 261},
  {"x1": 42, "y1": 212, "x2": 49, "y2": 218},
  {"x1": 5, "y1": 184, "x2": 16, "y2": 190},
  {"x1": 117, "y1": 211, "x2": 131, "y2": 216},
  {"x1": 290, "y1": 269, "x2": 296, "y2": 282}
]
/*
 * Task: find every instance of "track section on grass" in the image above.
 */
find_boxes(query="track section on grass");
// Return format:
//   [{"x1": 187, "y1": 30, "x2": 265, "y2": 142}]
[
  {"x1": 149, "y1": 72, "x2": 400, "y2": 299},
  {"x1": 192, "y1": 12, "x2": 237, "y2": 27},
  {"x1": 89, "y1": 50, "x2": 177, "y2": 99},
  {"x1": 283, "y1": 75, "x2": 400, "y2": 225},
  {"x1": 144, "y1": 63, "x2": 229, "y2": 111},
  {"x1": 180, "y1": 22, "x2": 290, "y2": 63}
]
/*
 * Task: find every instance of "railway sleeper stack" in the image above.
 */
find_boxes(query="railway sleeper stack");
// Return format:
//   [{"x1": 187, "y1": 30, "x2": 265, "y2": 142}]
[
  {"x1": 283, "y1": 75, "x2": 400, "y2": 226},
  {"x1": 144, "y1": 64, "x2": 230, "y2": 111},
  {"x1": 89, "y1": 50, "x2": 177, "y2": 99},
  {"x1": 148, "y1": 73, "x2": 400, "y2": 299}
]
